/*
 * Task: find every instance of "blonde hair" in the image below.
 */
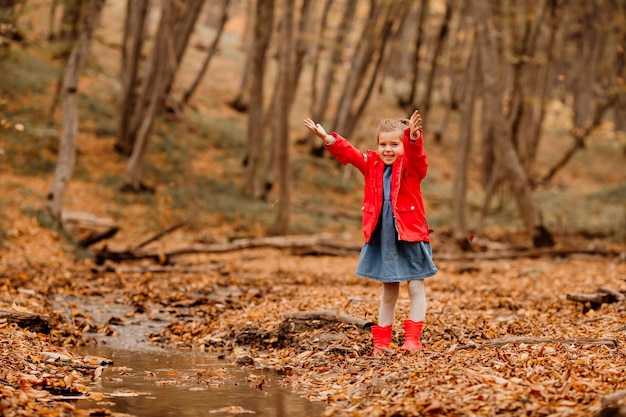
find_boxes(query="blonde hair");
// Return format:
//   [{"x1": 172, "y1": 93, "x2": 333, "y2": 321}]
[{"x1": 376, "y1": 117, "x2": 409, "y2": 140}]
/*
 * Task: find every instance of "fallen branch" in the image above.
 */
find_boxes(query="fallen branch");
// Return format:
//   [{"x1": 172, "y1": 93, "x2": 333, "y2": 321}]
[
  {"x1": 93, "y1": 229, "x2": 623, "y2": 264},
  {"x1": 94, "y1": 233, "x2": 360, "y2": 264},
  {"x1": 0, "y1": 309, "x2": 54, "y2": 334},
  {"x1": 566, "y1": 287, "x2": 626, "y2": 311},
  {"x1": 437, "y1": 247, "x2": 623, "y2": 261},
  {"x1": 131, "y1": 222, "x2": 186, "y2": 251},
  {"x1": 456, "y1": 336, "x2": 619, "y2": 350},
  {"x1": 285, "y1": 310, "x2": 369, "y2": 328}
]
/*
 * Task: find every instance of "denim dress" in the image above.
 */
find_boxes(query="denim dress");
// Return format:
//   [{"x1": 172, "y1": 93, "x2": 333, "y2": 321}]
[{"x1": 356, "y1": 165, "x2": 438, "y2": 282}]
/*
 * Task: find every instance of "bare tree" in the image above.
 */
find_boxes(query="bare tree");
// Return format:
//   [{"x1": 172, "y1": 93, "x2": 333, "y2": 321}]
[
  {"x1": 182, "y1": 0, "x2": 231, "y2": 106},
  {"x1": 540, "y1": 2, "x2": 620, "y2": 184},
  {"x1": 452, "y1": 43, "x2": 477, "y2": 250},
  {"x1": 116, "y1": 0, "x2": 149, "y2": 155},
  {"x1": 123, "y1": 0, "x2": 205, "y2": 191},
  {"x1": 474, "y1": 1, "x2": 554, "y2": 247},
  {"x1": 307, "y1": 0, "x2": 354, "y2": 155},
  {"x1": 260, "y1": 0, "x2": 313, "y2": 200},
  {"x1": 398, "y1": 0, "x2": 427, "y2": 110},
  {"x1": 242, "y1": 0, "x2": 274, "y2": 197},
  {"x1": 420, "y1": 0, "x2": 452, "y2": 116},
  {"x1": 333, "y1": 0, "x2": 409, "y2": 139},
  {"x1": 228, "y1": 0, "x2": 255, "y2": 112},
  {"x1": 46, "y1": 0, "x2": 106, "y2": 224},
  {"x1": 268, "y1": 0, "x2": 295, "y2": 235}
]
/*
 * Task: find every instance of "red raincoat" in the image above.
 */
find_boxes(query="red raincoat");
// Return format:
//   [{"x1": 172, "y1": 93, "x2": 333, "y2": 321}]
[{"x1": 325, "y1": 128, "x2": 431, "y2": 243}]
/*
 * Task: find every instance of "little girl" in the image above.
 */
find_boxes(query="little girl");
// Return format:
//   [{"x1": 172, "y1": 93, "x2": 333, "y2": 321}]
[{"x1": 304, "y1": 110, "x2": 438, "y2": 353}]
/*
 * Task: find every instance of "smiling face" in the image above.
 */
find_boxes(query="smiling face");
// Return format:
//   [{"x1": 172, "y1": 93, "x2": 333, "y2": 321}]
[{"x1": 377, "y1": 130, "x2": 405, "y2": 165}]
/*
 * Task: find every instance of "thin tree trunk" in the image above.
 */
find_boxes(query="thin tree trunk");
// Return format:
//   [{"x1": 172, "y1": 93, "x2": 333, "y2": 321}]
[
  {"x1": 540, "y1": 3, "x2": 609, "y2": 185},
  {"x1": 268, "y1": 0, "x2": 295, "y2": 235},
  {"x1": 452, "y1": 44, "x2": 477, "y2": 250},
  {"x1": 182, "y1": 0, "x2": 230, "y2": 106},
  {"x1": 46, "y1": 0, "x2": 106, "y2": 224},
  {"x1": 242, "y1": 0, "x2": 274, "y2": 197},
  {"x1": 307, "y1": 0, "x2": 334, "y2": 148},
  {"x1": 309, "y1": 0, "x2": 356, "y2": 149},
  {"x1": 260, "y1": 0, "x2": 313, "y2": 201},
  {"x1": 399, "y1": 0, "x2": 427, "y2": 110},
  {"x1": 123, "y1": 0, "x2": 205, "y2": 190},
  {"x1": 228, "y1": 0, "x2": 255, "y2": 112},
  {"x1": 421, "y1": 0, "x2": 451, "y2": 116},
  {"x1": 333, "y1": 0, "x2": 393, "y2": 138},
  {"x1": 116, "y1": 0, "x2": 149, "y2": 155}
]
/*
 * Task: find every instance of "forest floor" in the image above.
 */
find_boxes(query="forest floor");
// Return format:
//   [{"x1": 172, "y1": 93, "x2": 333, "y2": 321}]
[
  {"x1": 1, "y1": 200, "x2": 626, "y2": 416},
  {"x1": 2, "y1": 2, "x2": 626, "y2": 416}
]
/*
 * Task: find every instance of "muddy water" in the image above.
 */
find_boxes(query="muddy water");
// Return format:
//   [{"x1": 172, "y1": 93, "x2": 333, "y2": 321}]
[
  {"x1": 55, "y1": 294, "x2": 324, "y2": 416},
  {"x1": 75, "y1": 346, "x2": 325, "y2": 417}
]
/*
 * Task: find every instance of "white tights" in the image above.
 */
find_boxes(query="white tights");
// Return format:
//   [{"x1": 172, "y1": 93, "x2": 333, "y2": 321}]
[{"x1": 377, "y1": 280, "x2": 426, "y2": 327}]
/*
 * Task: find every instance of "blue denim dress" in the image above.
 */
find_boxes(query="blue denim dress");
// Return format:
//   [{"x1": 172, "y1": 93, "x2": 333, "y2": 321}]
[{"x1": 356, "y1": 165, "x2": 438, "y2": 282}]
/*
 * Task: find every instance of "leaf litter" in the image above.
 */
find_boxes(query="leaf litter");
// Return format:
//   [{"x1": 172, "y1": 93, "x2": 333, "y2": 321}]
[{"x1": 1, "y1": 213, "x2": 625, "y2": 416}]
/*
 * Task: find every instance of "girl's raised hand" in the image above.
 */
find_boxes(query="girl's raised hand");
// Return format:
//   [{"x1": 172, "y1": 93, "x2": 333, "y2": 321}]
[
  {"x1": 409, "y1": 110, "x2": 422, "y2": 139},
  {"x1": 304, "y1": 118, "x2": 331, "y2": 143}
]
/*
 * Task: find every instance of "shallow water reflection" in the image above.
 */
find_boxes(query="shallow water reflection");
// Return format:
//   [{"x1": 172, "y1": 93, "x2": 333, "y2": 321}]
[{"x1": 76, "y1": 347, "x2": 324, "y2": 417}]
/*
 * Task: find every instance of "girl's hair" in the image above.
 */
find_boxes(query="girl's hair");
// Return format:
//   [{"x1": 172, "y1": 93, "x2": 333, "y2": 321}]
[{"x1": 376, "y1": 117, "x2": 409, "y2": 137}]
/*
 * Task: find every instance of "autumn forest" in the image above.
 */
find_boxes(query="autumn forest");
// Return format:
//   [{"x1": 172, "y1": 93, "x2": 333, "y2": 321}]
[{"x1": 1, "y1": 0, "x2": 625, "y2": 416}]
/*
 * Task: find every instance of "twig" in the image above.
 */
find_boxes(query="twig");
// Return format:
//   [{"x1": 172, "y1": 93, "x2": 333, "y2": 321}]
[
  {"x1": 456, "y1": 336, "x2": 619, "y2": 350},
  {"x1": 131, "y1": 222, "x2": 186, "y2": 251}
]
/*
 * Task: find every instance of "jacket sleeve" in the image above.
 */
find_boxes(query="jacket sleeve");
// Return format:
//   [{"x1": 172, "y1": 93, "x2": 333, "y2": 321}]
[
  {"x1": 324, "y1": 133, "x2": 368, "y2": 175},
  {"x1": 403, "y1": 127, "x2": 428, "y2": 180}
]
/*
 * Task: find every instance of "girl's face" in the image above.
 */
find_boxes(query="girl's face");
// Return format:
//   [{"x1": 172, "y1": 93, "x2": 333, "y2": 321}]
[{"x1": 377, "y1": 131, "x2": 404, "y2": 165}]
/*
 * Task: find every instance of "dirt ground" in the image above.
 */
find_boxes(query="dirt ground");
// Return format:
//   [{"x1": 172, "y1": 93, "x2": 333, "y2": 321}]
[{"x1": 1, "y1": 204, "x2": 626, "y2": 416}]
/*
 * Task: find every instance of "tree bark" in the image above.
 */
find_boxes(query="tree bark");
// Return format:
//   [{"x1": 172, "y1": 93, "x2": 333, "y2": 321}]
[
  {"x1": 182, "y1": 0, "x2": 230, "y2": 106},
  {"x1": 308, "y1": 0, "x2": 355, "y2": 155},
  {"x1": 116, "y1": 0, "x2": 149, "y2": 155},
  {"x1": 473, "y1": 1, "x2": 554, "y2": 248},
  {"x1": 421, "y1": 0, "x2": 452, "y2": 116},
  {"x1": 452, "y1": 44, "x2": 477, "y2": 250},
  {"x1": 123, "y1": 0, "x2": 205, "y2": 190},
  {"x1": 242, "y1": 0, "x2": 274, "y2": 197},
  {"x1": 398, "y1": 0, "x2": 427, "y2": 110},
  {"x1": 268, "y1": 0, "x2": 295, "y2": 235},
  {"x1": 46, "y1": 0, "x2": 106, "y2": 224},
  {"x1": 260, "y1": 0, "x2": 313, "y2": 200},
  {"x1": 228, "y1": 0, "x2": 256, "y2": 112}
]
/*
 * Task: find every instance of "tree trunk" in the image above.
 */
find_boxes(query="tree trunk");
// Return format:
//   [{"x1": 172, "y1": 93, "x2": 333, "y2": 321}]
[
  {"x1": 452, "y1": 44, "x2": 477, "y2": 250},
  {"x1": 306, "y1": 0, "x2": 334, "y2": 149},
  {"x1": 116, "y1": 0, "x2": 149, "y2": 155},
  {"x1": 268, "y1": 0, "x2": 295, "y2": 235},
  {"x1": 474, "y1": 1, "x2": 554, "y2": 248},
  {"x1": 421, "y1": 0, "x2": 451, "y2": 116},
  {"x1": 308, "y1": 0, "x2": 355, "y2": 155},
  {"x1": 59, "y1": 0, "x2": 86, "y2": 43},
  {"x1": 398, "y1": 0, "x2": 427, "y2": 110},
  {"x1": 228, "y1": 0, "x2": 255, "y2": 112},
  {"x1": 123, "y1": 0, "x2": 205, "y2": 191},
  {"x1": 182, "y1": 0, "x2": 230, "y2": 106},
  {"x1": 334, "y1": 0, "x2": 406, "y2": 138},
  {"x1": 433, "y1": 0, "x2": 469, "y2": 144},
  {"x1": 260, "y1": 0, "x2": 313, "y2": 200},
  {"x1": 541, "y1": 3, "x2": 612, "y2": 184},
  {"x1": 242, "y1": 0, "x2": 274, "y2": 197},
  {"x1": 46, "y1": 0, "x2": 106, "y2": 224}
]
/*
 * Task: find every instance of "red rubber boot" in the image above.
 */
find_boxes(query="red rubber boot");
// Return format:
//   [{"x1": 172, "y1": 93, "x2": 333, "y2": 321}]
[
  {"x1": 371, "y1": 325, "x2": 393, "y2": 354},
  {"x1": 400, "y1": 320, "x2": 423, "y2": 351}
]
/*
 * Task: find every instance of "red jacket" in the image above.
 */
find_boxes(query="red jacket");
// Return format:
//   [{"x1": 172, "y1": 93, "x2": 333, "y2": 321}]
[{"x1": 326, "y1": 128, "x2": 431, "y2": 243}]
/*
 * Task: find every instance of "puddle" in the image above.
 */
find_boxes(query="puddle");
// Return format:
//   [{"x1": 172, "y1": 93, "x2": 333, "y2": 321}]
[
  {"x1": 75, "y1": 346, "x2": 325, "y2": 417},
  {"x1": 53, "y1": 294, "x2": 325, "y2": 416}
]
